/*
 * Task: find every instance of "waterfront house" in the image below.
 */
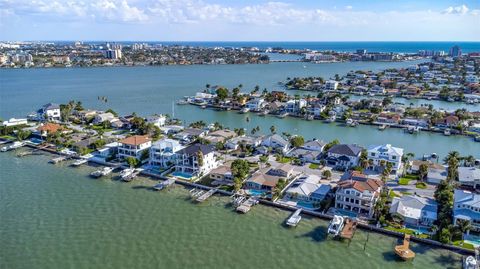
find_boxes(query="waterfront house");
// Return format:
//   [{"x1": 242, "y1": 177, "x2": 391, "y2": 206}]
[
  {"x1": 225, "y1": 135, "x2": 263, "y2": 150},
  {"x1": 1, "y1": 118, "x2": 28, "y2": 127},
  {"x1": 33, "y1": 103, "x2": 61, "y2": 122},
  {"x1": 73, "y1": 109, "x2": 98, "y2": 121},
  {"x1": 435, "y1": 115, "x2": 460, "y2": 128},
  {"x1": 174, "y1": 143, "x2": 217, "y2": 177},
  {"x1": 454, "y1": 190, "x2": 480, "y2": 232},
  {"x1": 311, "y1": 104, "x2": 327, "y2": 117},
  {"x1": 284, "y1": 174, "x2": 331, "y2": 205},
  {"x1": 370, "y1": 85, "x2": 386, "y2": 94},
  {"x1": 204, "y1": 129, "x2": 237, "y2": 144},
  {"x1": 261, "y1": 134, "x2": 289, "y2": 153},
  {"x1": 335, "y1": 177, "x2": 383, "y2": 219},
  {"x1": 93, "y1": 112, "x2": 117, "y2": 124},
  {"x1": 209, "y1": 162, "x2": 233, "y2": 185},
  {"x1": 95, "y1": 142, "x2": 120, "y2": 159},
  {"x1": 458, "y1": 167, "x2": 480, "y2": 190},
  {"x1": 367, "y1": 144, "x2": 404, "y2": 175},
  {"x1": 285, "y1": 99, "x2": 307, "y2": 114},
  {"x1": 244, "y1": 165, "x2": 293, "y2": 193},
  {"x1": 376, "y1": 113, "x2": 401, "y2": 125},
  {"x1": 118, "y1": 135, "x2": 152, "y2": 161},
  {"x1": 146, "y1": 114, "x2": 166, "y2": 128},
  {"x1": 325, "y1": 80, "x2": 339, "y2": 91},
  {"x1": 325, "y1": 144, "x2": 363, "y2": 170},
  {"x1": 246, "y1": 98, "x2": 266, "y2": 111},
  {"x1": 149, "y1": 138, "x2": 183, "y2": 169},
  {"x1": 402, "y1": 118, "x2": 428, "y2": 128},
  {"x1": 389, "y1": 195, "x2": 438, "y2": 228},
  {"x1": 159, "y1": 125, "x2": 184, "y2": 135}
]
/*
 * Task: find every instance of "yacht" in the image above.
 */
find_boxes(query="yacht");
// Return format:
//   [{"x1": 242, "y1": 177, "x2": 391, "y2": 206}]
[
  {"x1": 71, "y1": 159, "x2": 88, "y2": 167},
  {"x1": 444, "y1": 129, "x2": 451, "y2": 136},
  {"x1": 327, "y1": 215, "x2": 345, "y2": 237},
  {"x1": 240, "y1": 107, "x2": 250, "y2": 114}
]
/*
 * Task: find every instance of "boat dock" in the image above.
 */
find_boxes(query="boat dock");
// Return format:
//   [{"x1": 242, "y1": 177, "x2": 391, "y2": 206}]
[
  {"x1": 236, "y1": 197, "x2": 259, "y2": 213},
  {"x1": 395, "y1": 234, "x2": 416, "y2": 261},
  {"x1": 340, "y1": 218, "x2": 358, "y2": 240},
  {"x1": 286, "y1": 208, "x2": 302, "y2": 227},
  {"x1": 122, "y1": 169, "x2": 141, "y2": 182},
  {"x1": 153, "y1": 178, "x2": 176, "y2": 191},
  {"x1": 195, "y1": 188, "x2": 218, "y2": 203},
  {"x1": 71, "y1": 158, "x2": 88, "y2": 167},
  {"x1": 49, "y1": 156, "x2": 69, "y2": 164}
]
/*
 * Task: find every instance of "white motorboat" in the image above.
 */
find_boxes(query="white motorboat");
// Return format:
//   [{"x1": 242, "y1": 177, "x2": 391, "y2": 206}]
[
  {"x1": 240, "y1": 107, "x2": 250, "y2": 114},
  {"x1": 71, "y1": 159, "x2": 88, "y2": 167},
  {"x1": 464, "y1": 256, "x2": 478, "y2": 269},
  {"x1": 327, "y1": 215, "x2": 345, "y2": 237},
  {"x1": 119, "y1": 168, "x2": 135, "y2": 180}
]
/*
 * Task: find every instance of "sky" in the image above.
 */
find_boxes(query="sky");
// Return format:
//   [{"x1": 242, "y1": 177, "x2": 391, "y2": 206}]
[{"x1": 0, "y1": 0, "x2": 479, "y2": 41}]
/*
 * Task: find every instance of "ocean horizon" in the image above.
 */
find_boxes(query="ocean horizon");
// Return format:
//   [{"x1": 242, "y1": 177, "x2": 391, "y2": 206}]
[{"x1": 20, "y1": 41, "x2": 480, "y2": 53}]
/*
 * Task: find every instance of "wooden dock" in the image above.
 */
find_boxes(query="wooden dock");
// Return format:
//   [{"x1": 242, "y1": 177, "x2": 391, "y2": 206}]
[
  {"x1": 49, "y1": 156, "x2": 69, "y2": 164},
  {"x1": 195, "y1": 188, "x2": 218, "y2": 203},
  {"x1": 236, "y1": 197, "x2": 258, "y2": 213},
  {"x1": 340, "y1": 218, "x2": 358, "y2": 240}
]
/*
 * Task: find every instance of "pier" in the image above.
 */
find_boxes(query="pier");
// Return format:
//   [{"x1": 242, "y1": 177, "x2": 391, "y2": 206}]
[
  {"x1": 340, "y1": 218, "x2": 358, "y2": 240},
  {"x1": 236, "y1": 197, "x2": 259, "y2": 213},
  {"x1": 195, "y1": 188, "x2": 218, "y2": 203},
  {"x1": 49, "y1": 156, "x2": 69, "y2": 164}
]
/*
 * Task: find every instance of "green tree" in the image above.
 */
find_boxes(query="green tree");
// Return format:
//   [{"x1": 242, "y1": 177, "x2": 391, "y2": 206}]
[
  {"x1": 216, "y1": 87, "x2": 229, "y2": 101},
  {"x1": 16, "y1": 130, "x2": 31, "y2": 141},
  {"x1": 125, "y1": 157, "x2": 139, "y2": 168},
  {"x1": 270, "y1": 125, "x2": 276, "y2": 134},
  {"x1": 323, "y1": 139, "x2": 340, "y2": 152},
  {"x1": 196, "y1": 151, "x2": 204, "y2": 167},
  {"x1": 231, "y1": 159, "x2": 250, "y2": 180},
  {"x1": 418, "y1": 163, "x2": 429, "y2": 182},
  {"x1": 322, "y1": 170, "x2": 332, "y2": 180},
  {"x1": 289, "y1": 135, "x2": 305, "y2": 148}
]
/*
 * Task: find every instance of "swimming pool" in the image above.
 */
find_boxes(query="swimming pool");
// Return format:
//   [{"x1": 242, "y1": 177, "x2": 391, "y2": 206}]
[
  {"x1": 171, "y1": 171, "x2": 194, "y2": 179},
  {"x1": 247, "y1": 189, "x2": 269, "y2": 197},
  {"x1": 464, "y1": 234, "x2": 480, "y2": 247},
  {"x1": 296, "y1": 201, "x2": 319, "y2": 210}
]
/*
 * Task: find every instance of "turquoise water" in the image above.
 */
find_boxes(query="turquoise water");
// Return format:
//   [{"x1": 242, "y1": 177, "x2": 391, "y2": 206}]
[
  {"x1": 172, "y1": 171, "x2": 194, "y2": 179},
  {"x1": 0, "y1": 63, "x2": 478, "y2": 160},
  {"x1": 0, "y1": 151, "x2": 463, "y2": 269}
]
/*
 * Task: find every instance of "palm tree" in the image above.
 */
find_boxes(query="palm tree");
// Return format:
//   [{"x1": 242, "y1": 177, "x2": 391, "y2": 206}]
[
  {"x1": 463, "y1": 155, "x2": 475, "y2": 167},
  {"x1": 456, "y1": 219, "x2": 472, "y2": 239},
  {"x1": 270, "y1": 125, "x2": 276, "y2": 134},
  {"x1": 444, "y1": 151, "x2": 460, "y2": 164}
]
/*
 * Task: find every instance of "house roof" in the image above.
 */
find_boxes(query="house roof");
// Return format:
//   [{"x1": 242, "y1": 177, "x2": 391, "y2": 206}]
[
  {"x1": 177, "y1": 143, "x2": 215, "y2": 155},
  {"x1": 120, "y1": 135, "x2": 151, "y2": 146},
  {"x1": 390, "y1": 195, "x2": 437, "y2": 221},
  {"x1": 458, "y1": 167, "x2": 480, "y2": 183},
  {"x1": 454, "y1": 189, "x2": 480, "y2": 207},
  {"x1": 328, "y1": 144, "x2": 363, "y2": 157},
  {"x1": 42, "y1": 103, "x2": 60, "y2": 110},
  {"x1": 303, "y1": 139, "x2": 326, "y2": 149},
  {"x1": 37, "y1": 123, "x2": 63, "y2": 133},
  {"x1": 337, "y1": 178, "x2": 383, "y2": 193},
  {"x1": 367, "y1": 144, "x2": 404, "y2": 157}
]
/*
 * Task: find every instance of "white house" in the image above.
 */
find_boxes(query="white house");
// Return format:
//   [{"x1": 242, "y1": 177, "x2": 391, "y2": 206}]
[
  {"x1": 390, "y1": 195, "x2": 437, "y2": 228},
  {"x1": 93, "y1": 112, "x2": 116, "y2": 124},
  {"x1": 335, "y1": 177, "x2": 383, "y2": 219},
  {"x1": 325, "y1": 80, "x2": 339, "y2": 91},
  {"x1": 458, "y1": 167, "x2": 480, "y2": 190},
  {"x1": 1, "y1": 118, "x2": 28, "y2": 127},
  {"x1": 284, "y1": 174, "x2": 331, "y2": 205},
  {"x1": 367, "y1": 144, "x2": 404, "y2": 175},
  {"x1": 174, "y1": 143, "x2": 217, "y2": 177},
  {"x1": 149, "y1": 139, "x2": 183, "y2": 169},
  {"x1": 454, "y1": 190, "x2": 480, "y2": 232},
  {"x1": 147, "y1": 114, "x2": 167, "y2": 128},
  {"x1": 285, "y1": 99, "x2": 307, "y2": 114},
  {"x1": 95, "y1": 142, "x2": 120, "y2": 159},
  {"x1": 118, "y1": 135, "x2": 152, "y2": 160},
  {"x1": 35, "y1": 103, "x2": 61, "y2": 121},
  {"x1": 246, "y1": 98, "x2": 265, "y2": 111},
  {"x1": 261, "y1": 134, "x2": 289, "y2": 153}
]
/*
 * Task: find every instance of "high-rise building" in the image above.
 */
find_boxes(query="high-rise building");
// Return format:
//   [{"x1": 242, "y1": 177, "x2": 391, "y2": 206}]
[
  {"x1": 449, "y1": 45, "x2": 462, "y2": 58},
  {"x1": 105, "y1": 49, "x2": 122, "y2": 59}
]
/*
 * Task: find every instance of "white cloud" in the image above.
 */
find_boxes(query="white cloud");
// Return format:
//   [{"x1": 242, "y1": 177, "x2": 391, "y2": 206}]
[
  {"x1": 345, "y1": 5, "x2": 353, "y2": 10},
  {"x1": 443, "y1": 4, "x2": 469, "y2": 15}
]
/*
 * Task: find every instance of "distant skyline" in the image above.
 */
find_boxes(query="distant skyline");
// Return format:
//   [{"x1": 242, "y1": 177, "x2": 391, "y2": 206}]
[{"x1": 1, "y1": 0, "x2": 479, "y2": 41}]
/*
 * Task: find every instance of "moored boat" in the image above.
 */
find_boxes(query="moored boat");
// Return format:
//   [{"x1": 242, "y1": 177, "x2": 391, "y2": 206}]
[
  {"x1": 1, "y1": 141, "x2": 25, "y2": 152},
  {"x1": 119, "y1": 168, "x2": 135, "y2": 181},
  {"x1": 444, "y1": 129, "x2": 451, "y2": 136},
  {"x1": 327, "y1": 215, "x2": 344, "y2": 237},
  {"x1": 240, "y1": 107, "x2": 250, "y2": 114},
  {"x1": 90, "y1": 167, "x2": 114, "y2": 178},
  {"x1": 71, "y1": 158, "x2": 88, "y2": 167}
]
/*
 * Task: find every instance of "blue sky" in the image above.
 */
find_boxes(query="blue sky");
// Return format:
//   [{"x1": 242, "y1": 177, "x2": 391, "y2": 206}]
[{"x1": 0, "y1": 0, "x2": 479, "y2": 41}]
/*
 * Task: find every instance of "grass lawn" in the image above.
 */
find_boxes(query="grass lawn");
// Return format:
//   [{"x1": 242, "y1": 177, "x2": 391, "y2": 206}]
[
  {"x1": 416, "y1": 182, "x2": 428, "y2": 189},
  {"x1": 0, "y1": 135, "x2": 16, "y2": 140},
  {"x1": 389, "y1": 190, "x2": 400, "y2": 198},
  {"x1": 385, "y1": 226, "x2": 429, "y2": 239},
  {"x1": 277, "y1": 156, "x2": 293, "y2": 164},
  {"x1": 197, "y1": 176, "x2": 215, "y2": 186},
  {"x1": 398, "y1": 174, "x2": 419, "y2": 185},
  {"x1": 309, "y1": 163, "x2": 320, "y2": 169},
  {"x1": 400, "y1": 191, "x2": 413, "y2": 195},
  {"x1": 453, "y1": 240, "x2": 475, "y2": 250}
]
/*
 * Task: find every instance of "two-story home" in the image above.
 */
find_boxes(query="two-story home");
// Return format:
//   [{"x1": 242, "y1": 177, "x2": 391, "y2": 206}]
[
  {"x1": 93, "y1": 112, "x2": 117, "y2": 124},
  {"x1": 324, "y1": 80, "x2": 339, "y2": 91},
  {"x1": 285, "y1": 99, "x2": 307, "y2": 114},
  {"x1": 118, "y1": 135, "x2": 152, "y2": 161},
  {"x1": 454, "y1": 190, "x2": 480, "y2": 232},
  {"x1": 261, "y1": 134, "x2": 289, "y2": 153},
  {"x1": 335, "y1": 177, "x2": 383, "y2": 218},
  {"x1": 325, "y1": 144, "x2": 363, "y2": 170},
  {"x1": 146, "y1": 114, "x2": 167, "y2": 128},
  {"x1": 286, "y1": 139, "x2": 326, "y2": 164},
  {"x1": 149, "y1": 138, "x2": 184, "y2": 169},
  {"x1": 367, "y1": 144, "x2": 404, "y2": 175},
  {"x1": 204, "y1": 129, "x2": 237, "y2": 144},
  {"x1": 244, "y1": 165, "x2": 293, "y2": 195},
  {"x1": 174, "y1": 143, "x2": 217, "y2": 177},
  {"x1": 283, "y1": 174, "x2": 331, "y2": 206},
  {"x1": 225, "y1": 135, "x2": 263, "y2": 150},
  {"x1": 35, "y1": 103, "x2": 61, "y2": 121},
  {"x1": 246, "y1": 98, "x2": 266, "y2": 112},
  {"x1": 390, "y1": 195, "x2": 438, "y2": 228}
]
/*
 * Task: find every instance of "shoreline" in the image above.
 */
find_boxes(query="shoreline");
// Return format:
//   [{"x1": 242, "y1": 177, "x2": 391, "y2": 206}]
[{"x1": 5, "y1": 140, "x2": 475, "y2": 256}]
